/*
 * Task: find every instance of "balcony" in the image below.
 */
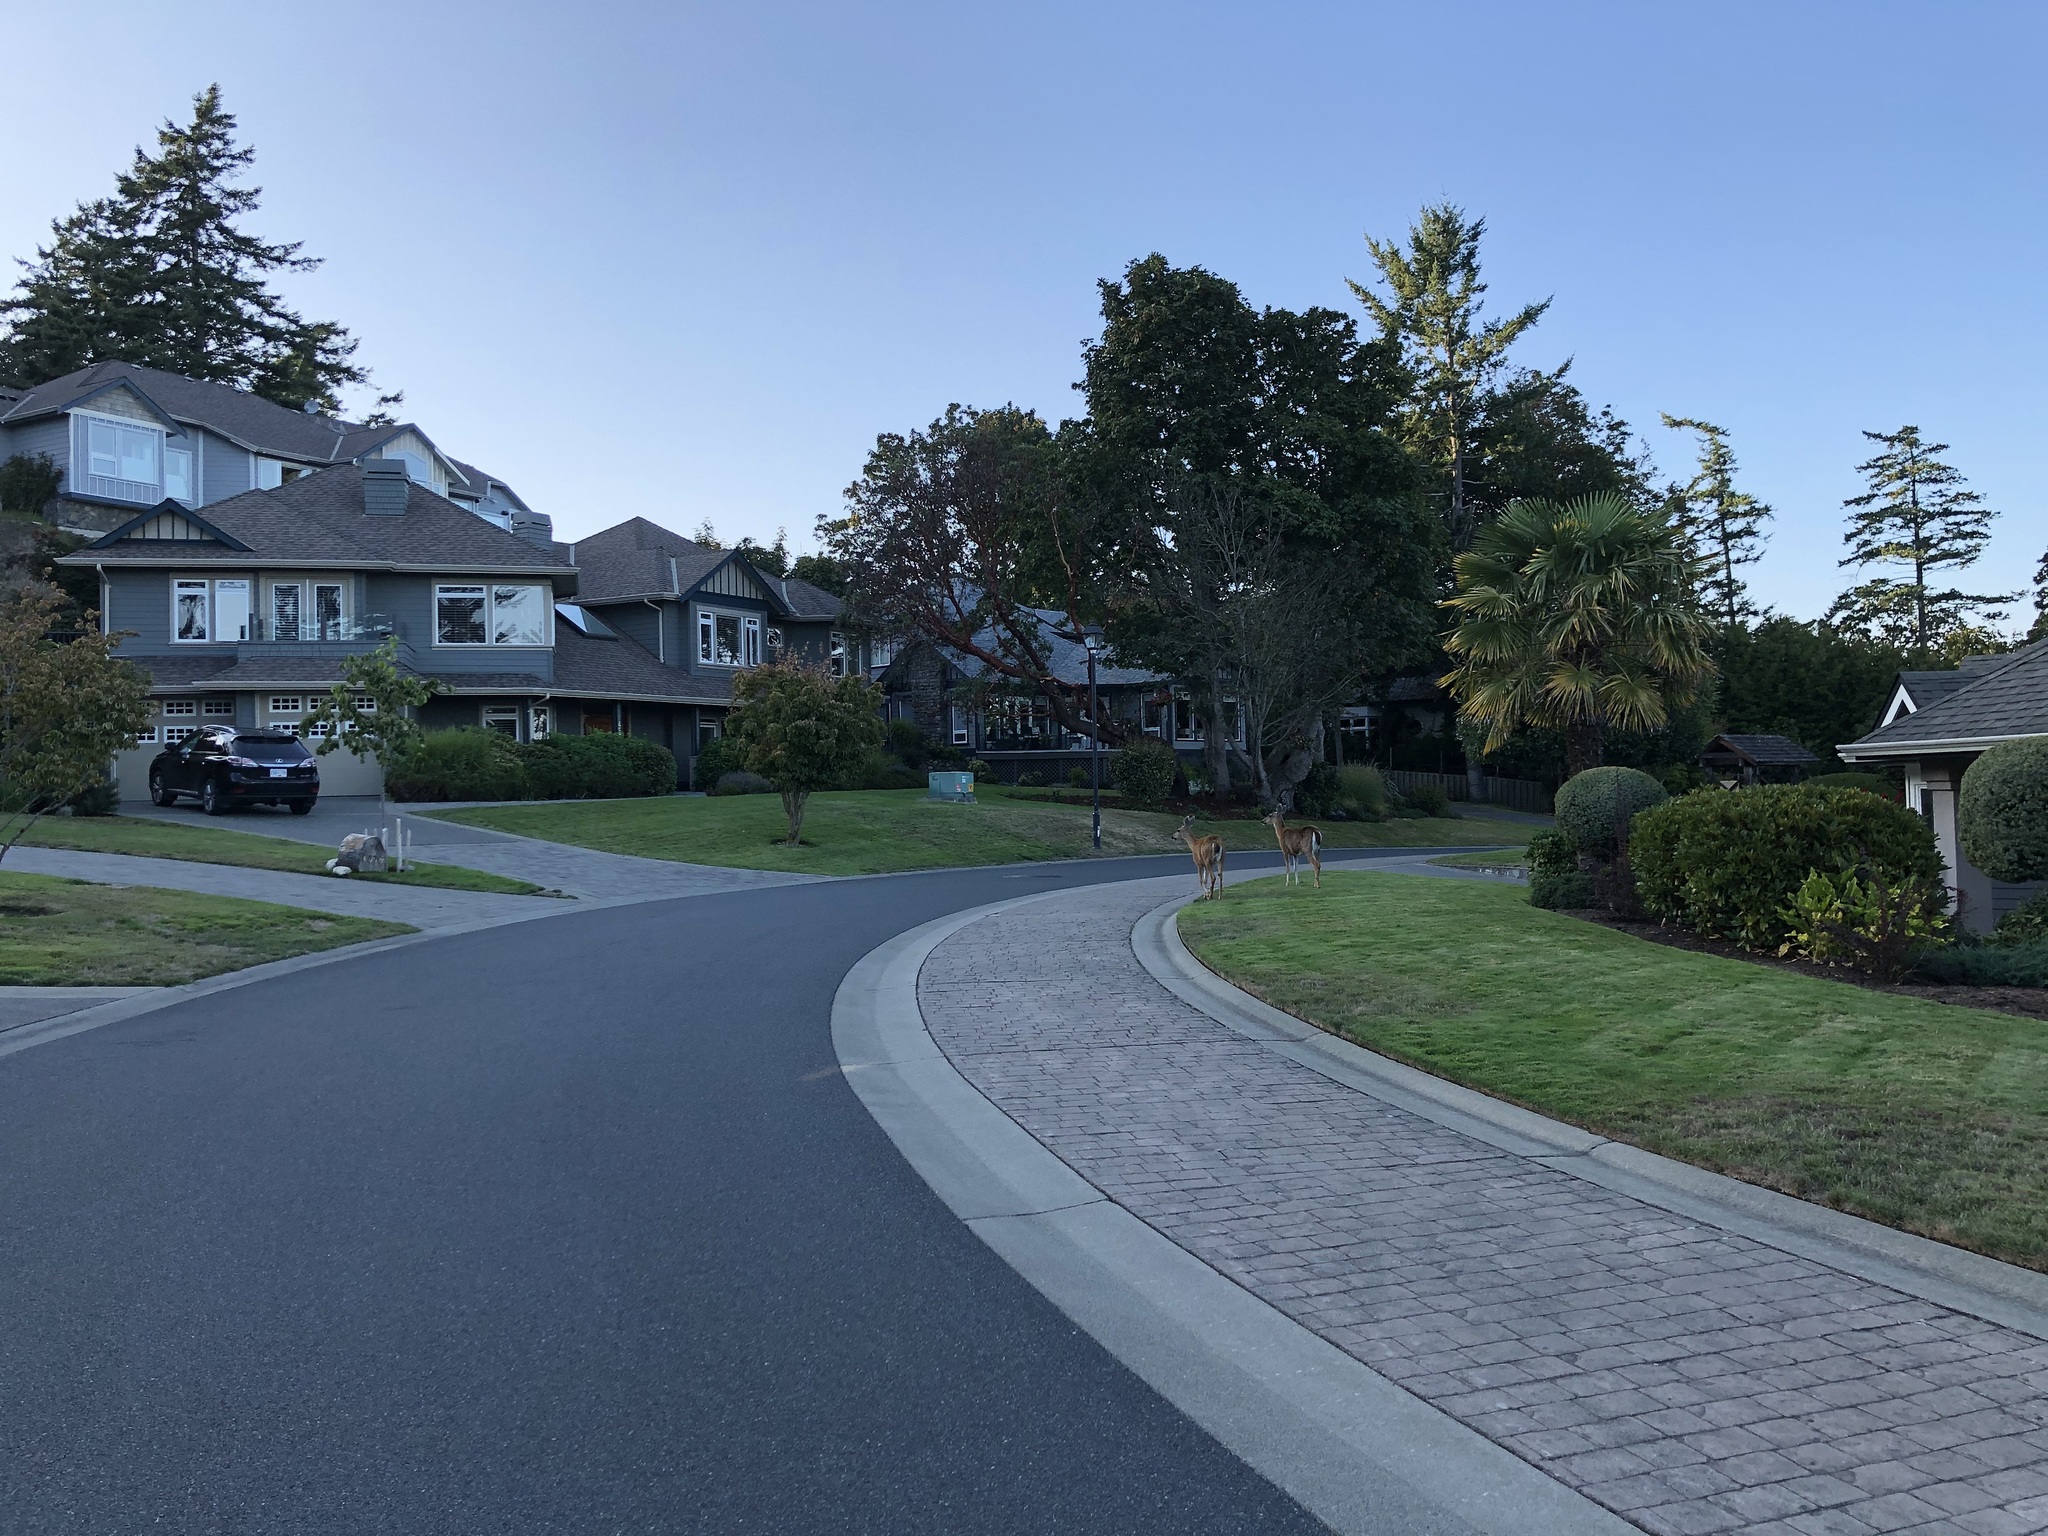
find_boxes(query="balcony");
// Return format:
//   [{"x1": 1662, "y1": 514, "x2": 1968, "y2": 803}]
[{"x1": 240, "y1": 613, "x2": 398, "y2": 644}]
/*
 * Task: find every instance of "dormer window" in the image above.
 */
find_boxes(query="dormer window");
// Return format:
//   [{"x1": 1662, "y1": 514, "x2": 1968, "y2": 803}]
[
  {"x1": 698, "y1": 607, "x2": 760, "y2": 667},
  {"x1": 75, "y1": 413, "x2": 167, "y2": 502}
]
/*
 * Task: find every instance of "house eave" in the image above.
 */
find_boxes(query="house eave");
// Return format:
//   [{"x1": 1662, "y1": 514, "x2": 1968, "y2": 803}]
[{"x1": 1837, "y1": 732, "x2": 2039, "y2": 761}]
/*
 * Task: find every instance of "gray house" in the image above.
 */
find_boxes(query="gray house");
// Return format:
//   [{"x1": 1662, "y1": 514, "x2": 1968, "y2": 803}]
[
  {"x1": 0, "y1": 359, "x2": 549, "y2": 543},
  {"x1": 1839, "y1": 640, "x2": 2048, "y2": 931}
]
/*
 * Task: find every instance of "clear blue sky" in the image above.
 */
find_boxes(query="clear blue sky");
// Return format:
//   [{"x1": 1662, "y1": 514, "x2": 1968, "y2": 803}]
[{"x1": 4, "y1": 1, "x2": 2040, "y2": 621}]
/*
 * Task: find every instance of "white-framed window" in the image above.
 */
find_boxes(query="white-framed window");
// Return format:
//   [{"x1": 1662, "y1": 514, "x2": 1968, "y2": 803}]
[
  {"x1": 766, "y1": 626, "x2": 786, "y2": 659},
  {"x1": 436, "y1": 584, "x2": 547, "y2": 647},
  {"x1": 530, "y1": 705, "x2": 551, "y2": 740},
  {"x1": 869, "y1": 636, "x2": 896, "y2": 670},
  {"x1": 87, "y1": 417, "x2": 160, "y2": 482},
  {"x1": 135, "y1": 725, "x2": 158, "y2": 745},
  {"x1": 163, "y1": 725, "x2": 198, "y2": 744},
  {"x1": 696, "y1": 717, "x2": 721, "y2": 750},
  {"x1": 201, "y1": 698, "x2": 234, "y2": 718},
  {"x1": 163, "y1": 446, "x2": 193, "y2": 503},
  {"x1": 162, "y1": 699, "x2": 197, "y2": 717},
  {"x1": 303, "y1": 719, "x2": 332, "y2": 740},
  {"x1": 482, "y1": 704, "x2": 520, "y2": 735},
  {"x1": 950, "y1": 704, "x2": 969, "y2": 746},
  {"x1": 697, "y1": 608, "x2": 761, "y2": 667},
  {"x1": 353, "y1": 694, "x2": 377, "y2": 713},
  {"x1": 829, "y1": 632, "x2": 848, "y2": 677},
  {"x1": 314, "y1": 583, "x2": 344, "y2": 641},
  {"x1": 173, "y1": 580, "x2": 210, "y2": 642},
  {"x1": 267, "y1": 695, "x2": 304, "y2": 718},
  {"x1": 214, "y1": 579, "x2": 250, "y2": 642},
  {"x1": 271, "y1": 584, "x2": 301, "y2": 642}
]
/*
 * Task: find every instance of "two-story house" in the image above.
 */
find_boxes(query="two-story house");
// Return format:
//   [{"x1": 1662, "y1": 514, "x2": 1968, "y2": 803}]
[{"x1": 0, "y1": 359, "x2": 551, "y2": 544}]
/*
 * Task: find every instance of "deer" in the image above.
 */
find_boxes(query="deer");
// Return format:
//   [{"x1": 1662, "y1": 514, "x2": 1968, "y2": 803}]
[
  {"x1": 1175, "y1": 813, "x2": 1226, "y2": 900},
  {"x1": 1262, "y1": 806, "x2": 1322, "y2": 888}
]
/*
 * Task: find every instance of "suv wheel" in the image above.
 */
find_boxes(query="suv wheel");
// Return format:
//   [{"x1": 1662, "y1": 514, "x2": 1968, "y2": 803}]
[
  {"x1": 201, "y1": 776, "x2": 228, "y2": 815},
  {"x1": 149, "y1": 771, "x2": 173, "y2": 807},
  {"x1": 289, "y1": 798, "x2": 316, "y2": 816}
]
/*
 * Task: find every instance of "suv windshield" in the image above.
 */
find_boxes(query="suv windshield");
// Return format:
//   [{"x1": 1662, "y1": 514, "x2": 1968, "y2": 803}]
[{"x1": 232, "y1": 736, "x2": 313, "y2": 764}]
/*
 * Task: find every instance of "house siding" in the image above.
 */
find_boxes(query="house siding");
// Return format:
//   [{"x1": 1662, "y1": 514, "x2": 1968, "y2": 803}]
[
  {"x1": 5, "y1": 418, "x2": 73, "y2": 486},
  {"x1": 198, "y1": 429, "x2": 254, "y2": 505}
]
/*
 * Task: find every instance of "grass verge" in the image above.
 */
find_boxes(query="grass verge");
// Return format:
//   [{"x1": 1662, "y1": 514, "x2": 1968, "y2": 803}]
[
  {"x1": 428, "y1": 788, "x2": 1534, "y2": 876},
  {"x1": 0, "y1": 871, "x2": 413, "y2": 985},
  {"x1": 1427, "y1": 848, "x2": 1527, "y2": 871},
  {"x1": 18, "y1": 816, "x2": 549, "y2": 896},
  {"x1": 1178, "y1": 871, "x2": 2048, "y2": 1271}
]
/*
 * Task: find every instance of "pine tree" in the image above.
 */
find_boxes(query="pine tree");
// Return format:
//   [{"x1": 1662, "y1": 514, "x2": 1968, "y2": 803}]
[
  {"x1": 1349, "y1": 204, "x2": 1548, "y2": 548},
  {"x1": 1661, "y1": 415, "x2": 1772, "y2": 629},
  {"x1": 0, "y1": 86, "x2": 373, "y2": 411},
  {"x1": 1828, "y1": 425, "x2": 2012, "y2": 662}
]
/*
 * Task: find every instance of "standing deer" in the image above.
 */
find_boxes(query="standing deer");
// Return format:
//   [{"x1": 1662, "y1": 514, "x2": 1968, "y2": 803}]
[
  {"x1": 1175, "y1": 813, "x2": 1226, "y2": 900},
  {"x1": 1262, "y1": 807, "x2": 1322, "y2": 888}
]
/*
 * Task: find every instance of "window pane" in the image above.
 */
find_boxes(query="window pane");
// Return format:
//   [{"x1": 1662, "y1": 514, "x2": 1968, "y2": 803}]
[
  {"x1": 490, "y1": 585, "x2": 544, "y2": 646},
  {"x1": 88, "y1": 421, "x2": 119, "y2": 477},
  {"x1": 271, "y1": 585, "x2": 300, "y2": 642},
  {"x1": 437, "y1": 587, "x2": 486, "y2": 645},
  {"x1": 743, "y1": 616, "x2": 760, "y2": 666},
  {"x1": 715, "y1": 613, "x2": 741, "y2": 665},
  {"x1": 829, "y1": 632, "x2": 847, "y2": 677},
  {"x1": 214, "y1": 580, "x2": 250, "y2": 642},
  {"x1": 175, "y1": 582, "x2": 209, "y2": 641},
  {"x1": 315, "y1": 584, "x2": 343, "y2": 640},
  {"x1": 698, "y1": 613, "x2": 713, "y2": 662},
  {"x1": 117, "y1": 425, "x2": 157, "y2": 483},
  {"x1": 482, "y1": 705, "x2": 519, "y2": 735},
  {"x1": 164, "y1": 447, "x2": 192, "y2": 502}
]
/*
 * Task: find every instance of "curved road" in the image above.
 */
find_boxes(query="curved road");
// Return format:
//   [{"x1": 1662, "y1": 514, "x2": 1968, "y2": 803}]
[{"x1": 0, "y1": 853, "x2": 1433, "y2": 1533}]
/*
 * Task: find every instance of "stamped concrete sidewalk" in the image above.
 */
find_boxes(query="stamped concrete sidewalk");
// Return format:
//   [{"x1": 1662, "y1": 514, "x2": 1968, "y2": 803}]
[{"x1": 917, "y1": 880, "x2": 2048, "y2": 1536}]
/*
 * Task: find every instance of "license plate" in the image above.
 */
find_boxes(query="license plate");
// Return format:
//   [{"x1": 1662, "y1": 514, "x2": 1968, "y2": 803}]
[{"x1": 268, "y1": 768, "x2": 287, "y2": 778}]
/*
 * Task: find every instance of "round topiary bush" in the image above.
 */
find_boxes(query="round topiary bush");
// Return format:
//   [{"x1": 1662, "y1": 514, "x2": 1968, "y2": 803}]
[
  {"x1": 1112, "y1": 738, "x2": 1179, "y2": 807},
  {"x1": 1553, "y1": 766, "x2": 1670, "y2": 856},
  {"x1": 1959, "y1": 737, "x2": 2048, "y2": 883}
]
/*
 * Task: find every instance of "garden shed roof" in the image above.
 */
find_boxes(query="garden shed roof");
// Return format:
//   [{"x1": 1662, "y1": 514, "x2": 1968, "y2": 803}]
[{"x1": 1702, "y1": 733, "x2": 1820, "y2": 768}]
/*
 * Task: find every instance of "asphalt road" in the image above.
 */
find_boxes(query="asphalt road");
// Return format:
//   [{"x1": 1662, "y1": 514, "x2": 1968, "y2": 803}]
[{"x1": 0, "y1": 850, "x2": 1443, "y2": 1534}]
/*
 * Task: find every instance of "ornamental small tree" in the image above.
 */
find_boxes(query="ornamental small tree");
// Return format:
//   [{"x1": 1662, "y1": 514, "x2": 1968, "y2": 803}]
[
  {"x1": 0, "y1": 583, "x2": 150, "y2": 864},
  {"x1": 724, "y1": 661, "x2": 883, "y2": 845},
  {"x1": 300, "y1": 638, "x2": 442, "y2": 812}
]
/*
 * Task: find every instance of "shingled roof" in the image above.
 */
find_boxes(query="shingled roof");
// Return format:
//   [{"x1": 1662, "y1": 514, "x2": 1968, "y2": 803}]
[
  {"x1": 570, "y1": 517, "x2": 843, "y2": 618},
  {"x1": 1703, "y1": 733, "x2": 1820, "y2": 768},
  {"x1": 550, "y1": 626, "x2": 734, "y2": 705},
  {"x1": 1841, "y1": 641, "x2": 2048, "y2": 759},
  {"x1": 62, "y1": 465, "x2": 575, "y2": 582}
]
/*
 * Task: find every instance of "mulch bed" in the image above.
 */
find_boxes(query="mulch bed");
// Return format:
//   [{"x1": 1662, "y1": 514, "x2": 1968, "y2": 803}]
[{"x1": 1561, "y1": 908, "x2": 2048, "y2": 1022}]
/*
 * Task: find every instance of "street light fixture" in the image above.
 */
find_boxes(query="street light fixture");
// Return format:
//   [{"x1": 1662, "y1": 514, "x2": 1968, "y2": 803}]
[{"x1": 1082, "y1": 625, "x2": 1103, "y2": 852}]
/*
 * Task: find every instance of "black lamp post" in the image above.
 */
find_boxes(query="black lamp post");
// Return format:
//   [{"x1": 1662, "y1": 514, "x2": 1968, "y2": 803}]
[{"x1": 1083, "y1": 625, "x2": 1103, "y2": 852}]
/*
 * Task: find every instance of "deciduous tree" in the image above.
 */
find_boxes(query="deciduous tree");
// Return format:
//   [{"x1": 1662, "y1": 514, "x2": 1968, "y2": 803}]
[
  {"x1": 724, "y1": 662, "x2": 883, "y2": 845},
  {"x1": 301, "y1": 639, "x2": 442, "y2": 811}
]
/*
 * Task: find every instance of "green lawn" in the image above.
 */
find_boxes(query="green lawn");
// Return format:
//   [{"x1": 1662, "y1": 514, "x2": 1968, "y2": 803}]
[
  {"x1": 427, "y1": 788, "x2": 1533, "y2": 876},
  {"x1": 1428, "y1": 848, "x2": 1527, "y2": 871},
  {"x1": 0, "y1": 871, "x2": 414, "y2": 985},
  {"x1": 1179, "y1": 871, "x2": 2048, "y2": 1270},
  {"x1": 17, "y1": 816, "x2": 549, "y2": 896}
]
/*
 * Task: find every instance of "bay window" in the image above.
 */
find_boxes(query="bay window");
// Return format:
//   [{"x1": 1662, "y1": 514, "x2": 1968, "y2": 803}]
[
  {"x1": 76, "y1": 413, "x2": 169, "y2": 501},
  {"x1": 436, "y1": 583, "x2": 547, "y2": 646},
  {"x1": 697, "y1": 607, "x2": 761, "y2": 667}
]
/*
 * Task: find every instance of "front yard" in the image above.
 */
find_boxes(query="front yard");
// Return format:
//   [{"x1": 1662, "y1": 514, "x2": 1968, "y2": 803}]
[
  {"x1": 0, "y1": 872, "x2": 413, "y2": 985},
  {"x1": 16, "y1": 816, "x2": 547, "y2": 895},
  {"x1": 426, "y1": 788, "x2": 1532, "y2": 876},
  {"x1": 1179, "y1": 871, "x2": 2048, "y2": 1270}
]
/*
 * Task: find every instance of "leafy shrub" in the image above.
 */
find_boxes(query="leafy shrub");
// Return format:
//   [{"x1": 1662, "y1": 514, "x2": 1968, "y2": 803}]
[
  {"x1": 1959, "y1": 737, "x2": 2048, "y2": 883},
  {"x1": 1068, "y1": 765, "x2": 1092, "y2": 789},
  {"x1": 1554, "y1": 766, "x2": 1668, "y2": 856},
  {"x1": 691, "y1": 734, "x2": 747, "y2": 790},
  {"x1": 1112, "y1": 739, "x2": 1178, "y2": 807},
  {"x1": 0, "y1": 452, "x2": 61, "y2": 515},
  {"x1": 884, "y1": 719, "x2": 932, "y2": 770},
  {"x1": 67, "y1": 780, "x2": 120, "y2": 817},
  {"x1": 1527, "y1": 829, "x2": 1593, "y2": 909},
  {"x1": 714, "y1": 770, "x2": 775, "y2": 795},
  {"x1": 1336, "y1": 764, "x2": 1387, "y2": 820},
  {"x1": 966, "y1": 758, "x2": 994, "y2": 782},
  {"x1": 1778, "y1": 867, "x2": 1948, "y2": 981},
  {"x1": 1805, "y1": 771, "x2": 1900, "y2": 800},
  {"x1": 846, "y1": 746, "x2": 922, "y2": 790},
  {"x1": 1404, "y1": 781, "x2": 1453, "y2": 819},
  {"x1": 523, "y1": 732, "x2": 676, "y2": 799},
  {"x1": 388, "y1": 728, "x2": 527, "y2": 801},
  {"x1": 1993, "y1": 892, "x2": 2048, "y2": 946},
  {"x1": 1631, "y1": 784, "x2": 1942, "y2": 950},
  {"x1": 1912, "y1": 940, "x2": 2048, "y2": 988},
  {"x1": 1292, "y1": 761, "x2": 1343, "y2": 817},
  {"x1": 1660, "y1": 762, "x2": 1711, "y2": 795},
  {"x1": 1016, "y1": 770, "x2": 1047, "y2": 787}
]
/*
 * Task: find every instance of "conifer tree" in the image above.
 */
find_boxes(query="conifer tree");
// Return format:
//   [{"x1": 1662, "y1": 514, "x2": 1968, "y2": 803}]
[
  {"x1": 1661, "y1": 415, "x2": 1772, "y2": 629},
  {"x1": 1349, "y1": 204, "x2": 1548, "y2": 548},
  {"x1": 0, "y1": 86, "x2": 372, "y2": 411},
  {"x1": 1828, "y1": 425, "x2": 2012, "y2": 662}
]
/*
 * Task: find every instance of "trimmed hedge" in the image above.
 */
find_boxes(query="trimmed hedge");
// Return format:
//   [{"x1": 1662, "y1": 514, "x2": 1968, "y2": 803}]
[
  {"x1": 1959, "y1": 737, "x2": 2048, "y2": 883},
  {"x1": 1913, "y1": 940, "x2": 2048, "y2": 988},
  {"x1": 1112, "y1": 739, "x2": 1179, "y2": 807},
  {"x1": 1527, "y1": 828, "x2": 1592, "y2": 910},
  {"x1": 1554, "y1": 766, "x2": 1668, "y2": 856},
  {"x1": 1630, "y1": 784, "x2": 1941, "y2": 950},
  {"x1": 389, "y1": 727, "x2": 676, "y2": 802},
  {"x1": 690, "y1": 734, "x2": 747, "y2": 791}
]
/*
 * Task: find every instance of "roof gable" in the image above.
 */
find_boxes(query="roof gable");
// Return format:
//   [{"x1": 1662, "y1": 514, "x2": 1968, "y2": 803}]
[
  {"x1": 1842, "y1": 641, "x2": 2048, "y2": 757},
  {"x1": 93, "y1": 501, "x2": 252, "y2": 551}
]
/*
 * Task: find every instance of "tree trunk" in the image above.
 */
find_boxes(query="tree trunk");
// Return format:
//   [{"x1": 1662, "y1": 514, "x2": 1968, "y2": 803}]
[
  {"x1": 783, "y1": 788, "x2": 808, "y2": 846},
  {"x1": 1564, "y1": 718, "x2": 1604, "y2": 778},
  {"x1": 1201, "y1": 671, "x2": 1231, "y2": 800}
]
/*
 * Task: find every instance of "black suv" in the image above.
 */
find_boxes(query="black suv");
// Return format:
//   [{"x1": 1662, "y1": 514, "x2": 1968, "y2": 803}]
[{"x1": 148, "y1": 728, "x2": 321, "y2": 815}]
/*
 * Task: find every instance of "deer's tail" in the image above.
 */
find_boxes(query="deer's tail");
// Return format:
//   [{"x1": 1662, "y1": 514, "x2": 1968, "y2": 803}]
[{"x1": 1310, "y1": 829, "x2": 1322, "y2": 854}]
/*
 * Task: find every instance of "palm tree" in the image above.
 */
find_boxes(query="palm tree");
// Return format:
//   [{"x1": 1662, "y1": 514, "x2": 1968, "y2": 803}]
[{"x1": 1442, "y1": 492, "x2": 1713, "y2": 777}]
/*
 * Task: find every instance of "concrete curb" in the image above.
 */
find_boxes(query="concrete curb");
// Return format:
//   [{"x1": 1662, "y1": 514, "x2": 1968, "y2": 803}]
[
  {"x1": 830, "y1": 883, "x2": 1637, "y2": 1536},
  {"x1": 1139, "y1": 891, "x2": 2048, "y2": 1343}
]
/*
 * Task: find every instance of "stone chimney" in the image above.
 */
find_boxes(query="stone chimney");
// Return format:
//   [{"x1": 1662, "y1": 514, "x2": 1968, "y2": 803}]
[{"x1": 362, "y1": 459, "x2": 408, "y2": 516}]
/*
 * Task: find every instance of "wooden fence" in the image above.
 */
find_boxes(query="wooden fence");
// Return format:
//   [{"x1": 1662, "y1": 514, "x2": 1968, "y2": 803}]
[{"x1": 1380, "y1": 767, "x2": 1553, "y2": 815}]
